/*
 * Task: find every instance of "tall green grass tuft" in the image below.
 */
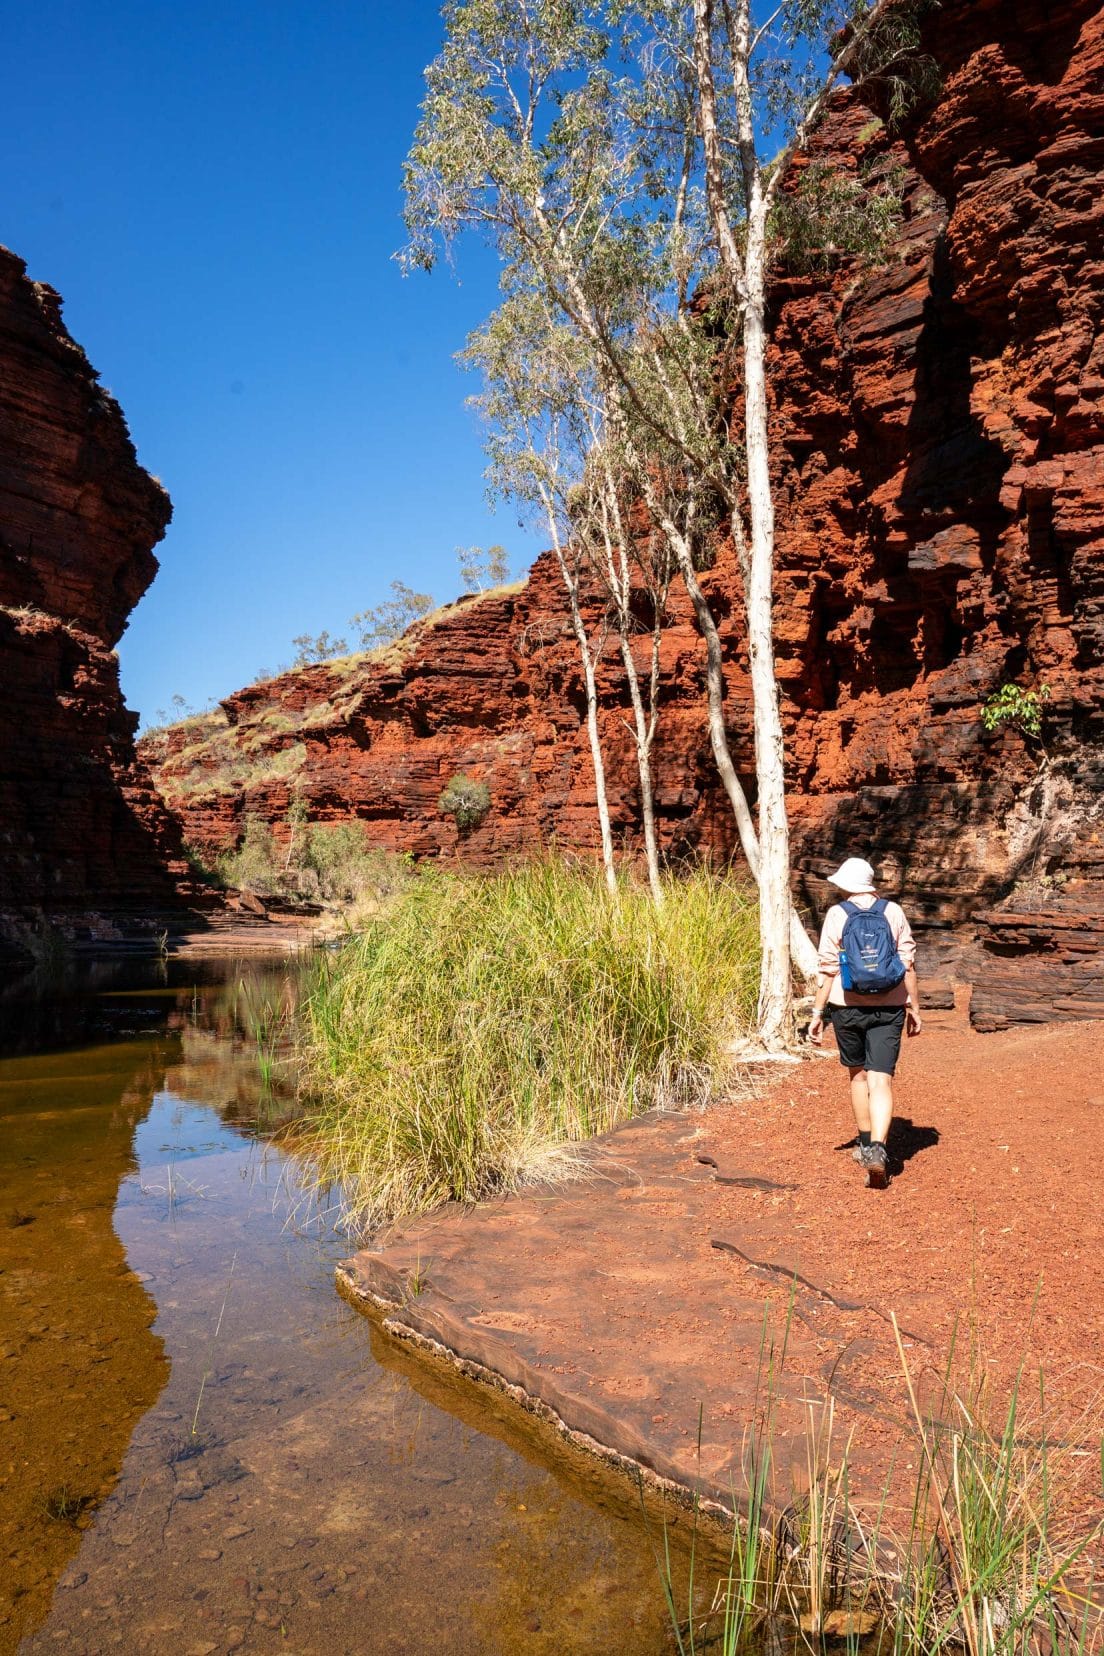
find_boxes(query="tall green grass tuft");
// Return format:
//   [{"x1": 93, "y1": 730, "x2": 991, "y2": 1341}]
[
  {"x1": 659, "y1": 1315, "x2": 1104, "y2": 1656},
  {"x1": 295, "y1": 859, "x2": 759, "y2": 1229},
  {"x1": 890, "y1": 1316, "x2": 1104, "y2": 1655}
]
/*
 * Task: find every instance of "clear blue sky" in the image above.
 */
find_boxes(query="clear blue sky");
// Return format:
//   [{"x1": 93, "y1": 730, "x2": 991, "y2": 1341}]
[{"x1": 2, "y1": 2, "x2": 544, "y2": 724}]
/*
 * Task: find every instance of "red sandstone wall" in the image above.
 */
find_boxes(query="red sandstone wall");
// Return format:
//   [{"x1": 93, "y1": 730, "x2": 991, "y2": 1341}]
[
  {"x1": 0, "y1": 246, "x2": 195, "y2": 945},
  {"x1": 143, "y1": 0, "x2": 1104, "y2": 1022},
  {"x1": 770, "y1": 0, "x2": 1104, "y2": 1022}
]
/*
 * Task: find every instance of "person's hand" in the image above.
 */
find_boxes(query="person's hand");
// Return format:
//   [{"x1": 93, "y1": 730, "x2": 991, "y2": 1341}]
[
  {"x1": 906, "y1": 1007, "x2": 923, "y2": 1037},
  {"x1": 807, "y1": 1011, "x2": 825, "y2": 1046}
]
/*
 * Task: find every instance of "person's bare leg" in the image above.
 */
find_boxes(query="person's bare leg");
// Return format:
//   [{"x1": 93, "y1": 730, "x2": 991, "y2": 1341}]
[
  {"x1": 867, "y1": 1070, "x2": 894, "y2": 1145},
  {"x1": 849, "y1": 1067, "x2": 871, "y2": 1135}
]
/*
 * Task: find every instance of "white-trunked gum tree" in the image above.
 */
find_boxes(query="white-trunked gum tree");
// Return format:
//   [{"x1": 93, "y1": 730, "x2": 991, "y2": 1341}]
[
  {"x1": 402, "y1": 0, "x2": 927, "y2": 1045},
  {"x1": 464, "y1": 297, "x2": 620, "y2": 894}
]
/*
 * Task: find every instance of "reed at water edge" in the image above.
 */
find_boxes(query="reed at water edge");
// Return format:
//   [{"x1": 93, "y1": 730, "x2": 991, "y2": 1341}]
[
  {"x1": 660, "y1": 1313, "x2": 1104, "y2": 1656},
  {"x1": 292, "y1": 857, "x2": 760, "y2": 1231}
]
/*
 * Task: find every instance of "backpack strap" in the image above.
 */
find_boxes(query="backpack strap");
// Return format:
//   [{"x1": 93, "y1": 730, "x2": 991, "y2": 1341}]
[
  {"x1": 839, "y1": 899, "x2": 859, "y2": 918},
  {"x1": 871, "y1": 897, "x2": 888, "y2": 915}
]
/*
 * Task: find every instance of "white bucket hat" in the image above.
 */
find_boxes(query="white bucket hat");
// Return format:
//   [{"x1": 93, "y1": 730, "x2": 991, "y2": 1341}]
[{"x1": 826, "y1": 857, "x2": 878, "y2": 895}]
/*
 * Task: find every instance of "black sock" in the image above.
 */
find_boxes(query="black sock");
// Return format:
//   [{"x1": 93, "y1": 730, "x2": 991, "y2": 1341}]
[
  {"x1": 859, "y1": 1131, "x2": 872, "y2": 1148},
  {"x1": 872, "y1": 1139, "x2": 886, "y2": 1150}
]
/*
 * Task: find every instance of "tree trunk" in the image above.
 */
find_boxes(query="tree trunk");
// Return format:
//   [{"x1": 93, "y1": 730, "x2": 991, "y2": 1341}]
[
  {"x1": 742, "y1": 195, "x2": 796, "y2": 1046},
  {"x1": 633, "y1": 434, "x2": 818, "y2": 982},
  {"x1": 540, "y1": 481, "x2": 618, "y2": 896},
  {"x1": 578, "y1": 633, "x2": 618, "y2": 897},
  {"x1": 559, "y1": 560, "x2": 618, "y2": 895},
  {"x1": 598, "y1": 468, "x2": 665, "y2": 906},
  {"x1": 694, "y1": 0, "x2": 803, "y2": 1045},
  {"x1": 673, "y1": 531, "x2": 758, "y2": 864},
  {"x1": 617, "y1": 627, "x2": 664, "y2": 906}
]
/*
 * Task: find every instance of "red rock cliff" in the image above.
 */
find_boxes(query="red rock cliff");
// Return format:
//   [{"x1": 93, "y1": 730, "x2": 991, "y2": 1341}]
[
  {"x1": 0, "y1": 246, "x2": 194, "y2": 948},
  {"x1": 143, "y1": 0, "x2": 1103, "y2": 1023},
  {"x1": 768, "y1": 0, "x2": 1104, "y2": 1024}
]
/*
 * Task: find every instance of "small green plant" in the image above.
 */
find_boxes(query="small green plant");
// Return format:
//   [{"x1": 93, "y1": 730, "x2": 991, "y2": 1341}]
[
  {"x1": 216, "y1": 815, "x2": 280, "y2": 894},
  {"x1": 232, "y1": 974, "x2": 288, "y2": 1091},
  {"x1": 406, "y1": 1257, "x2": 431, "y2": 1300},
  {"x1": 40, "y1": 1485, "x2": 90, "y2": 1525},
  {"x1": 190, "y1": 1252, "x2": 238, "y2": 1445},
  {"x1": 284, "y1": 791, "x2": 309, "y2": 872},
  {"x1": 438, "y1": 773, "x2": 491, "y2": 832},
  {"x1": 982, "y1": 683, "x2": 1051, "y2": 740},
  {"x1": 182, "y1": 841, "x2": 222, "y2": 886},
  {"x1": 659, "y1": 1309, "x2": 794, "y2": 1655},
  {"x1": 658, "y1": 1320, "x2": 1104, "y2": 1656},
  {"x1": 890, "y1": 1316, "x2": 1104, "y2": 1655}
]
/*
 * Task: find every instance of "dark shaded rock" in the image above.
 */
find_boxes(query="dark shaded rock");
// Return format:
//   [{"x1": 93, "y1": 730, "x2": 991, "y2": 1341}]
[{"x1": 0, "y1": 245, "x2": 209, "y2": 949}]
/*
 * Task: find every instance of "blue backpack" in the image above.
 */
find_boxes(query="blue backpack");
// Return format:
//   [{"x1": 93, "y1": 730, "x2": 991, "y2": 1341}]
[{"x1": 838, "y1": 899, "x2": 905, "y2": 995}]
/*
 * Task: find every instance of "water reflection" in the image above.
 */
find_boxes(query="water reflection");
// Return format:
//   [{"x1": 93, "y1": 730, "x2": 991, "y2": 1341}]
[
  {"x1": 0, "y1": 1036, "x2": 169, "y2": 1649},
  {"x1": 1, "y1": 959, "x2": 698, "y2": 1655},
  {"x1": 0, "y1": 954, "x2": 291, "y2": 1062}
]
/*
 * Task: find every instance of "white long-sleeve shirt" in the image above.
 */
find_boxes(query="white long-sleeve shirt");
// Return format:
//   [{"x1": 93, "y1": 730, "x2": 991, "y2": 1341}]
[{"x1": 816, "y1": 895, "x2": 915, "y2": 1008}]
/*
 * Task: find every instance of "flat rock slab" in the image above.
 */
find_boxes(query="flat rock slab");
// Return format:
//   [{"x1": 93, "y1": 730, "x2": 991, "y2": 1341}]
[{"x1": 341, "y1": 1001, "x2": 1104, "y2": 1541}]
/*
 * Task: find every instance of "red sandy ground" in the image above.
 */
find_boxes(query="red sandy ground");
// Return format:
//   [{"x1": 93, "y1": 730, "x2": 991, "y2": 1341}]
[
  {"x1": 344, "y1": 1000, "x2": 1104, "y2": 1556},
  {"x1": 713, "y1": 996, "x2": 1104, "y2": 1403}
]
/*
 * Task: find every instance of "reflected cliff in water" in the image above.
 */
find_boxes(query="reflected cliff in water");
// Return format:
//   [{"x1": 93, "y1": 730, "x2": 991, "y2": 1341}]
[
  {"x1": 1, "y1": 958, "x2": 711, "y2": 1656},
  {"x1": 0, "y1": 957, "x2": 292, "y2": 1650},
  {"x1": 0, "y1": 1028, "x2": 170, "y2": 1649}
]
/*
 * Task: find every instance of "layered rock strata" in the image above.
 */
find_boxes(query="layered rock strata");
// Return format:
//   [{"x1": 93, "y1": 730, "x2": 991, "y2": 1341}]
[
  {"x1": 0, "y1": 246, "x2": 197, "y2": 950},
  {"x1": 771, "y1": 0, "x2": 1104, "y2": 1024},
  {"x1": 144, "y1": 0, "x2": 1103, "y2": 1025}
]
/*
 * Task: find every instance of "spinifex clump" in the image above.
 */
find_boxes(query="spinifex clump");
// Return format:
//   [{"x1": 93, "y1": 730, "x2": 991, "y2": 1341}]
[{"x1": 295, "y1": 859, "x2": 759, "y2": 1230}]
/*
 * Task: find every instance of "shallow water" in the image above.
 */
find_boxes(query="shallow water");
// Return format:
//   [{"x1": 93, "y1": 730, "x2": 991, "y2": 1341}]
[{"x1": 0, "y1": 958, "x2": 712, "y2": 1655}]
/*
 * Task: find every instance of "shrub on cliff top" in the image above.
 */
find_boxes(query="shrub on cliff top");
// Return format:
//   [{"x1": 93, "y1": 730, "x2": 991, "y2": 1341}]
[{"x1": 294, "y1": 859, "x2": 759, "y2": 1230}]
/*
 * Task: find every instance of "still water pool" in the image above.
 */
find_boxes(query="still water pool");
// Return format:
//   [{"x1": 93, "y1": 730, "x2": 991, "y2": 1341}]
[{"x1": 0, "y1": 957, "x2": 704, "y2": 1656}]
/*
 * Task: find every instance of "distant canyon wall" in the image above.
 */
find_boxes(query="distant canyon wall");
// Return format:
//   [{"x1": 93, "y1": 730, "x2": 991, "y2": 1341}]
[{"x1": 143, "y1": 0, "x2": 1104, "y2": 1024}]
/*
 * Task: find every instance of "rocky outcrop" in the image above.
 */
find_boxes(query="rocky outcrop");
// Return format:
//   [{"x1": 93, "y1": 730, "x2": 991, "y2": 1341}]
[
  {"x1": 769, "y1": 0, "x2": 1104, "y2": 1023},
  {"x1": 0, "y1": 246, "x2": 199, "y2": 951},
  {"x1": 140, "y1": 572, "x2": 702, "y2": 868},
  {"x1": 143, "y1": 0, "x2": 1104, "y2": 1025}
]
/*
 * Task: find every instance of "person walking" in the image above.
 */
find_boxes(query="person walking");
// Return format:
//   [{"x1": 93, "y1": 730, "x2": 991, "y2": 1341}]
[{"x1": 806, "y1": 857, "x2": 922, "y2": 1189}]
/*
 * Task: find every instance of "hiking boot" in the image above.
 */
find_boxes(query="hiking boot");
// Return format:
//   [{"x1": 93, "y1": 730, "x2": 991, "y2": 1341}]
[
  {"x1": 851, "y1": 1142, "x2": 865, "y2": 1163},
  {"x1": 860, "y1": 1143, "x2": 889, "y2": 1190}
]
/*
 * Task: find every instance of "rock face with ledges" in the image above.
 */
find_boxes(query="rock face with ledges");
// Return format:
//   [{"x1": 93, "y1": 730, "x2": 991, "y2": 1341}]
[
  {"x1": 765, "y1": 0, "x2": 1104, "y2": 1022},
  {"x1": 143, "y1": 0, "x2": 1104, "y2": 1025},
  {"x1": 0, "y1": 246, "x2": 193, "y2": 947}
]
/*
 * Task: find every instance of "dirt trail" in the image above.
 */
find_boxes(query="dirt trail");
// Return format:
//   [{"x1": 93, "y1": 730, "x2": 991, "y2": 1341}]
[{"x1": 342, "y1": 1001, "x2": 1104, "y2": 1550}]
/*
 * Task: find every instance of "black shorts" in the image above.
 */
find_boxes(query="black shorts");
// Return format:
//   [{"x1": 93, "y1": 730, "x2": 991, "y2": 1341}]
[{"x1": 829, "y1": 1006, "x2": 906, "y2": 1074}]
